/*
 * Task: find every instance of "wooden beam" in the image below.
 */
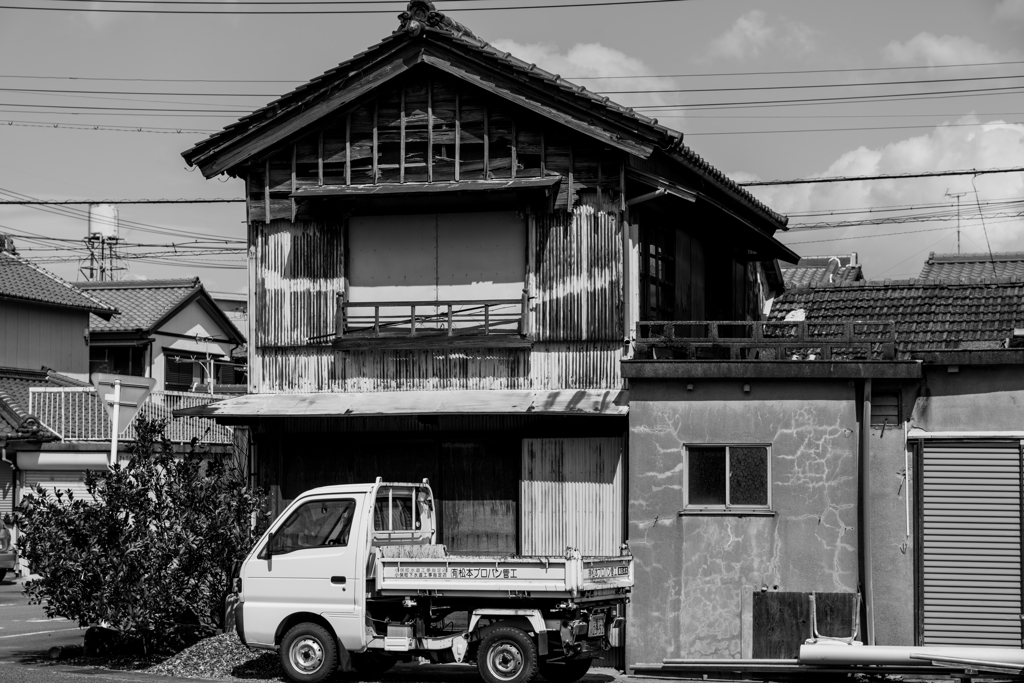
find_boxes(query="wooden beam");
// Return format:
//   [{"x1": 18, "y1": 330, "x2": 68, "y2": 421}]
[
  {"x1": 454, "y1": 91, "x2": 461, "y2": 182},
  {"x1": 427, "y1": 77, "x2": 433, "y2": 183},
  {"x1": 317, "y1": 130, "x2": 323, "y2": 187},
  {"x1": 510, "y1": 120, "x2": 517, "y2": 180},
  {"x1": 345, "y1": 113, "x2": 351, "y2": 186},
  {"x1": 372, "y1": 99, "x2": 379, "y2": 184},
  {"x1": 400, "y1": 87, "x2": 406, "y2": 184},
  {"x1": 483, "y1": 102, "x2": 489, "y2": 180},
  {"x1": 567, "y1": 143, "x2": 574, "y2": 207},
  {"x1": 264, "y1": 158, "x2": 270, "y2": 225},
  {"x1": 291, "y1": 144, "x2": 297, "y2": 223},
  {"x1": 540, "y1": 131, "x2": 546, "y2": 177}
]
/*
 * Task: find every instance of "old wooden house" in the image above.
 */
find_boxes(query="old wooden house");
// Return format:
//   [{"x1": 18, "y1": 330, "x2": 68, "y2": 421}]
[{"x1": 181, "y1": 0, "x2": 796, "y2": 664}]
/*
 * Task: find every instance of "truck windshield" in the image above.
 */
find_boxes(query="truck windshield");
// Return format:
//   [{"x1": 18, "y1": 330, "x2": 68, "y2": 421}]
[{"x1": 266, "y1": 498, "x2": 356, "y2": 556}]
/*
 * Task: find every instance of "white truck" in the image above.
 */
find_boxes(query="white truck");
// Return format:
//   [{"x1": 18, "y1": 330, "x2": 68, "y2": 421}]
[{"x1": 233, "y1": 479, "x2": 632, "y2": 683}]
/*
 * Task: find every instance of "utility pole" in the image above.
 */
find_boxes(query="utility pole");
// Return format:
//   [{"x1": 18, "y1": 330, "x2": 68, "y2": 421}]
[{"x1": 945, "y1": 190, "x2": 968, "y2": 254}]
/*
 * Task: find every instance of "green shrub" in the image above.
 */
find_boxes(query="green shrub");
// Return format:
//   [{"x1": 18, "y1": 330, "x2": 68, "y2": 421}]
[{"x1": 8, "y1": 415, "x2": 269, "y2": 653}]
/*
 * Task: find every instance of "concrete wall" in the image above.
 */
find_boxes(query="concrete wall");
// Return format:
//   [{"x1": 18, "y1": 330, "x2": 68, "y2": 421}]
[
  {"x1": 865, "y1": 381, "x2": 916, "y2": 647},
  {"x1": 0, "y1": 300, "x2": 89, "y2": 374},
  {"x1": 913, "y1": 365, "x2": 1024, "y2": 432},
  {"x1": 627, "y1": 379, "x2": 862, "y2": 664}
]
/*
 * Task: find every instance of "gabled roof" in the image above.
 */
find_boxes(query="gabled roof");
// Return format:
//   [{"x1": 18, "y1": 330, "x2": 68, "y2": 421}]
[
  {"x1": 919, "y1": 252, "x2": 1024, "y2": 280},
  {"x1": 78, "y1": 278, "x2": 246, "y2": 345},
  {"x1": 771, "y1": 279, "x2": 1024, "y2": 358},
  {"x1": 0, "y1": 367, "x2": 86, "y2": 440},
  {"x1": 781, "y1": 254, "x2": 864, "y2": 289},
  {"x1": 181, "y1": 0, "x2": 787, "y2": 232},
  {"x1": 0, "y1": 251, "x2": 118, "y2": 317}
]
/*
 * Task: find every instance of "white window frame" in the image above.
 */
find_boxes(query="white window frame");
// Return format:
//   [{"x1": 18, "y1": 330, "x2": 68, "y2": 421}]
[{"x1": 682, "y1": 444, "x2": 773, "y2": 513}]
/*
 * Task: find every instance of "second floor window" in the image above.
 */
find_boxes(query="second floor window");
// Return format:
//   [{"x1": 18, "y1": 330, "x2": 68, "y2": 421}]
[{"x1": 639, "y1": 224, "x2": 675, "y2": 321}]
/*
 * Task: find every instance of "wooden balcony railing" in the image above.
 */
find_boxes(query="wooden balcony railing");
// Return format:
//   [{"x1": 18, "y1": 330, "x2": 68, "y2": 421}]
[
  {"x1": 310, "y1": 292, "x2": 532, "y2": 348},
  {"x1": 29, "y1": 388, "x2": 234, "y2": 444},
  {"x1": 635, "y1": 320, "x2": 897, "y2": 361}
]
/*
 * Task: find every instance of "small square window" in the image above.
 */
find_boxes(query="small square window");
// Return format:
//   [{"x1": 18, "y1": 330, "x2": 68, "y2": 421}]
[{"x1": 685, "y1": 445, "x2": 771, "y2": 511}]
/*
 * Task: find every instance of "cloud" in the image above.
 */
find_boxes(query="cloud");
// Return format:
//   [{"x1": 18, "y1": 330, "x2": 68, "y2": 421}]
[
  {"x1": 740, "y1": 118, "x2": 1024, "y2": 278},
  {"x1": 490, "y1": 40, "x2": 685, "y2": 127},
  {"x1": 707, "y1": 10, "x2": 818, "y2": 62},
  {"x1": 994, "y1": 0, "x2": 1024, "y2": 23},
  {"x1": 882, "y1": 32, "x2": 1016, "y2": 66}
]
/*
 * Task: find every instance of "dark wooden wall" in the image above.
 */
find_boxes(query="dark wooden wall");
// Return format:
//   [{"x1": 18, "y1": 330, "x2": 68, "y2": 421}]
[{"x1": 752, "y1": 592, "x2": 860, "y2": 658}]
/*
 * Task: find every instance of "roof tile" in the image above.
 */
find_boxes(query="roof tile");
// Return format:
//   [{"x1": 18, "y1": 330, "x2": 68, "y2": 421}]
[
  {"x1": 78, "y1": 278, "x2": 200, "y2": 333},
  {"x1": 920, "y1": 252, "x2": 1024, "y2": 280},
  {"x1": 0, "y1": 252, "x2": 118, "y2": 314}
]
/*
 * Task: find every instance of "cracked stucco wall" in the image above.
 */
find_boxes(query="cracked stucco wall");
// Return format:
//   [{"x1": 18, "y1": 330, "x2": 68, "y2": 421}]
[{"x1": 627, "y1": 379, "x2": 861, "y2": 664}]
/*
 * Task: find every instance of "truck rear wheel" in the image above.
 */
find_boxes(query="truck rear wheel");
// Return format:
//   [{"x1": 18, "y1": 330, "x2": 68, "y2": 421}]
[
  {"x1": 478, "y1": 626, "x2": 539, "y2": 683},
  {"x1": 280, "y1": 623, "x2": 337, "y2": 683},
  {"x1": 539, "y1": 658, "x2": 592, "y2": 683}
]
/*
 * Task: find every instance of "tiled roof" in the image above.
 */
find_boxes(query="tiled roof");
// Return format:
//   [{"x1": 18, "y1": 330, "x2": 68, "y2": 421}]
[
  {"x1": 181, "y1": 0, "x2": 787, "y2": 230},
  {"x1": 0, "y1": 251, "x2": 118, "y2": 315},
  {"x1": 919, "y1": 252, "x2": 1024, "y2": 280},
  {"x1": 782, "y1": 255, "x2": 864, "y2": 289},
  {"x1": 78, "y1": 278, "x2": 200, "y2": 333},
  {"x1": 772, "y1": 280, "x2": 1024, "y2": 357},
  {"x1": 0, "y1": 367, "x2": 86, "y2": 438}
]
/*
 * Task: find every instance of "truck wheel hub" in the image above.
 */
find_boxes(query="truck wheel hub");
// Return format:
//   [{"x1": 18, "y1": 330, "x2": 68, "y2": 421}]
[
  {"x1": 291, "y1": 637, "x2": 324, "y2": 673},
  {"x1": 488, "y1": 642, "x2": 524, "y2": 679}
]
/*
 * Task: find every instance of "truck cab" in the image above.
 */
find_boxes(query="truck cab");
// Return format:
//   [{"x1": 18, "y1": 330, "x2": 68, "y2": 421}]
[{"x1": 236, "y1": 479, "x2": 631, "y2": 683}]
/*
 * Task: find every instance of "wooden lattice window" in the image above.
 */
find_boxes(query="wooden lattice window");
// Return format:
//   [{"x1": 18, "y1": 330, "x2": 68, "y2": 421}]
[{"x1": 640, "y1": 225, "x2": 675, "y2": 321}]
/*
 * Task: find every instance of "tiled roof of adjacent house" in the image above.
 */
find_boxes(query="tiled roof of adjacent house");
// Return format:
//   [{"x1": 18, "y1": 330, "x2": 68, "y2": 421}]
[
  {"x1": 182, "y1": 0, "x2": 787, "y2": 230},
  {"x1": 781, "y1": 254, "x2": 864, "y2": 289},
  {"x1": 771, "y1": 279, "x2": 1024, "y2": 357},
  {"x1": 0, "y1": 367, "x2": 87, "y2": 439},
  {"x1": 77, "y1": 278, "x2": 201, "y2": 333},
  {"x1": 919, "y1": 252, "x2": 1024, "y2": 280},
  {"x1": 0, "y1": 251, "x2": 118, "y2": 315}
]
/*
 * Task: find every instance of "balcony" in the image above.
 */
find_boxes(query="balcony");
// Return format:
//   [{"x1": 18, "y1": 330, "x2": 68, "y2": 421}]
[
  {"x1": 634, "y1": 320, "x2": 897, "y2": 361},
  {"x1": 29, "y1": 388, "x2": 234, "y2": 445},
  {"x1": 311, "y1": 294, "x2": 533, "y2": 350}
]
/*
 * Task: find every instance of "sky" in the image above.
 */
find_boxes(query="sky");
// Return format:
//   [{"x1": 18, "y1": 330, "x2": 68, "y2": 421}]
[{"x1": 0, "y1": 0, "x2": 1022, "y2": 294}]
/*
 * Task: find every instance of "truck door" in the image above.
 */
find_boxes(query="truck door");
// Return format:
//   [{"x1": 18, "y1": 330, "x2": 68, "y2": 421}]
[{"x1": 244, "y1": 494, "x2": 366, "y2": 651}]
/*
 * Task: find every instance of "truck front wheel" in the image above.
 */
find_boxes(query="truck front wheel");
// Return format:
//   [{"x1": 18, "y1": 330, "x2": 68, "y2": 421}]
[
  {"x1": 478, "y1": 626, "x2": 539, "y2": 683},
  {"x1": 280, "y1": 623, "x2": 337, "y2": 683},
  {"x1": 539, "y1": 658, "x2": 592, "y2": 683}
]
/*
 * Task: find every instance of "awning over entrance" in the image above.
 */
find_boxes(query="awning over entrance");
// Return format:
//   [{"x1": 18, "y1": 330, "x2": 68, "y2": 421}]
[{"x1": 175, "y1": 389, "x2": 629, "y2": 419}]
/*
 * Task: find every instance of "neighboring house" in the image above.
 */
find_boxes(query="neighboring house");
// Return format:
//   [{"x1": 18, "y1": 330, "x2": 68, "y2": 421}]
[
  {"x1": 77, "y1": 278, "x2": 246, "y2": 393},
  {"x1": 780, "y1": 253, "x2": 864, "y2": 289},
  {"x1": 919, "y1": 251, "x2": 1024, "y2": 280},
  {"x1": 211, "y1": 291, "x2": 249, "y2": 387},
  {"x1": 0, "y1": 242, "x2": 119, "y2": 575},
  {"x1": 179, "y1": 0, "x2": 797, "y2": 668},
  {"x1": 623, "y1": 273, "x2": 1024, "y2": 668},
  {"x1": 0, "y1": 245, "x2": 117, "y2": 381}
]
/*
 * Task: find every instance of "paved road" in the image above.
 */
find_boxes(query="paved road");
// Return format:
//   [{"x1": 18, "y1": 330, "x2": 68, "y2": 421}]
[{"x1": 0, "y1": 577, "x2": 86, "y2": 662}]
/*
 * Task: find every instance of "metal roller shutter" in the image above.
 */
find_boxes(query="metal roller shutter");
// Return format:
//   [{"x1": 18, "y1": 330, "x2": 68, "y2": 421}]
[
  {"x1": 922, "y1": 440, "x2": 1022, "y2": 647},
  {"x1": 520, "y1": 437, "x2": 624, "y2": 556},
  {"x1": 0, "y1": 462, "x2": 13, "y2": 516},
  {"x1": 23, "y1": 471, "x2": 91, "y2": 504}
]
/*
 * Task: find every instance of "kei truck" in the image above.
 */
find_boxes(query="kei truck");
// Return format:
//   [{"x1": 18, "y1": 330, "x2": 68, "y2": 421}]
[{"x1": 233, "y1": 478, "x2": 633, "y2": 683}]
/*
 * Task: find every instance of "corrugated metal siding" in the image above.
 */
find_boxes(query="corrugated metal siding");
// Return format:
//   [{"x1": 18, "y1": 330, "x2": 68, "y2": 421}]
[
  {"x1": 521, "y1": 437, "x2": 623, "y2": 556},
  {"x1": 254, "y1": 219, "x2": 345, "y2": 347},
  {"x1": 0, "y1": 300, "x2": 89, "y2": 375},
  {"x1": 256, "y1": 342, "x2": 622, "y2": 393},
  {"x1": 0, "y1": 462, "x2": 13, "y2": 515},
  {"x1": 23, "y1": 471, "x2": 91, "y2": 503},
  {"x1": 534, "y1": 200, "x2": 623, "y2": 342},
  {"x1": 922, "y1": 440, "x2": 1022, "y2": 647}
]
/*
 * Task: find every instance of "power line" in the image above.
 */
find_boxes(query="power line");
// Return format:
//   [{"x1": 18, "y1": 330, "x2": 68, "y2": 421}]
[
  {"x1": 739, "y1": 167, "x2": 1024, "y2": 187},
  {"x1": 596, "y1": 73, "x2": 1024, "y2": 95},
  {"x1": 6, "y1": 72, "x2": 1024, "y2": 99},
  {"x1": 0, "y1": 197, "x2": 244, "y2": 204},
  {"x1": 0, "y1": 120, "x2": 216, "y2": 133},
  {"x1": 684, "y1": 120, "x2": 1024, "y2": 136},
  {"x1": 0, "y1": 0, "x2": 696, "y2": 14},
  {"x1": 5, "y1": 59, "x2": 1024, "y2": 85}
]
